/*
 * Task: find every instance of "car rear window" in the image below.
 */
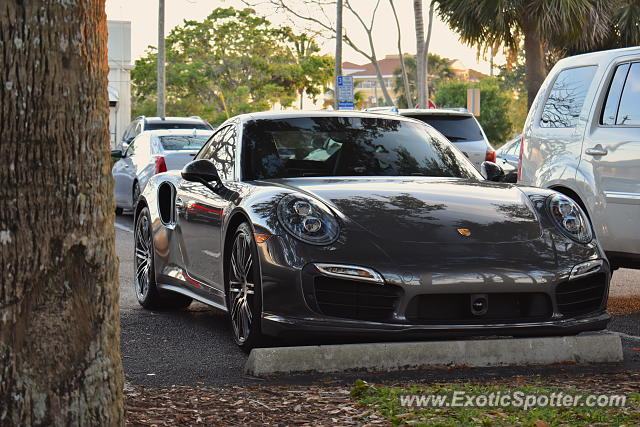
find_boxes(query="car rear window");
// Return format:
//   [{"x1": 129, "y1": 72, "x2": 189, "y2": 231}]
[
  {"x1": 146, "y1": 122, "x2": 211, "y2": 130},
  {"x1": 158, "y1": 135, "x2": 210, "y2": 150},
  {"x1": 403, "y1": 115, "x2": 483, "y2": 142}
]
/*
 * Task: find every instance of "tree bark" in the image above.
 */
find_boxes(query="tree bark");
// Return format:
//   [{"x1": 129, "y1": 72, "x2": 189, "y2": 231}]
[
  {"x1": 414, "y1": 0, "x2": 426, "y2": 108},
  {"x1": 522, "y1": 15, "x2": 546, "y2": 108},
  {"x1": 0, "y1": 1, "x2": 124, "y2": 425},
  {"x1": 422, "y1": 1, "x2": 434, "y2": 102}
]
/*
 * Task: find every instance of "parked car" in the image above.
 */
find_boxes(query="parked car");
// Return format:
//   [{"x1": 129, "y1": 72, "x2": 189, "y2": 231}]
[
  {"x1": 133, "y1": 111, "x2": 610, "y2": 351},
  {"x1": 495, "y1": 134, "x2": 521, "y2": 183},
  {"x1": 519, "y1": 47, "x2": 640, "y2": 269},
  {"x1": 112, "y1": 129, "x2": 214, "y2": 214},
  {"x1": 496, "y1": 134, "x2": 521, "y2": 169},
  {"x1": 119, "y1": 116, "x2": 213, "y2": 151},
  {"x1": 366, "y1": 107, "x2": 495, "y2": 170}
]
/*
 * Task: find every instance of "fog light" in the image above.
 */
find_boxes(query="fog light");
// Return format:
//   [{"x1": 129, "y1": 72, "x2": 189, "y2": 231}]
[
  {"x1": 570, "y1": 259, "x2": 604, "y2": 280},
  {"x1": 313, "y1": 263, "x2": 384, "y2": 284}
]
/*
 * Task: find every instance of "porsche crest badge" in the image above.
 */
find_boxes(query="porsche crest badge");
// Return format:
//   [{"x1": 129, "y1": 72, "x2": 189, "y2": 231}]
[{"x1": 457, "y1": 228, "x2": 472, "y2": 237}]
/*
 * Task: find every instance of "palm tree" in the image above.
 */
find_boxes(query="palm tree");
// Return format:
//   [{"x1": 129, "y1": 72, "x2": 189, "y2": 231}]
[
  {"x1": 559, "y1": 0, "x2": 640, "y2": 56},
  {"x1": 393, "y1": 54, "x2": 455, "y2": 108},
  {"x1": 434, "y1": 0, "x2": 612, "y2": 107}
]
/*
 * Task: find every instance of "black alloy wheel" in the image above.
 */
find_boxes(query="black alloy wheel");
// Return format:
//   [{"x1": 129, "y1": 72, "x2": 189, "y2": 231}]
[{"x1": 227, "y1": 222, "x2": 264, "y2": 351}]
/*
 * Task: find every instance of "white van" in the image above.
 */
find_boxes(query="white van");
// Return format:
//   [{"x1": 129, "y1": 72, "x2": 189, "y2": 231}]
[{"x1": 519, "y1": 47, "x2": 640, "y2": 269}]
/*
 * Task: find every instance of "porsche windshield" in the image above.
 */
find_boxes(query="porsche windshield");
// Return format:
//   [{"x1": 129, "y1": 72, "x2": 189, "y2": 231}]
[{"x1": 242, "y1": 117, "x2": 479, "y2": 180}]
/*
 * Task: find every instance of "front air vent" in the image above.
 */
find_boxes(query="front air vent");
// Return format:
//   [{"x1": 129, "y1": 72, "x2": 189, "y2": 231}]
[
  {"x1": 313, "y1": 276, "x2": 402, "y2": 321},
  {"x1": 556, "y1": 273, "x2": 607, "y2": 317},
  {"x1": 405, "y1": 293, "x2": 553, "y2": 324}
]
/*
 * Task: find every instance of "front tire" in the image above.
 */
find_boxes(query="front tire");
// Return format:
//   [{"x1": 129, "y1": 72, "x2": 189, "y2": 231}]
[
  {"x1": 135, "y1": 206, "x2": 192, "y2": 310},
  {"x1": 226, "y1": 222, "x2": 265, "y2": 352}
]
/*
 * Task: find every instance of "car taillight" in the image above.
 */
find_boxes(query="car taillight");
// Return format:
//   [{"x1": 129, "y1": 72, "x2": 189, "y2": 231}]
[
  {"x1": 517, "y1": 135, "x2": 525, "y2": 182},
  {"x1": 155, "y1": 156, "x2": 167, "y2": 174},
  {"x1": 485, "y1": 150, "x2": 496, "y2": 163}
]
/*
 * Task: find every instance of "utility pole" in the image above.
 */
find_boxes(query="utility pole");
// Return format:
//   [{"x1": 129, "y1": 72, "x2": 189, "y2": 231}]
[
  {"x1": 334, "y1": 0, "x2": 343, "y2": 110},
  {"x1": 157, "y1": 0, "x2": 166, "y2": 117}
]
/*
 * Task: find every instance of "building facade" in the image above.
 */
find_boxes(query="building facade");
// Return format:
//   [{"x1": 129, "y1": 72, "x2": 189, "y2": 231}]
[
  {"x1": 107, "y1": 20, "x2": 132, "y2": 148},
  {"x1": 341, "y1": 54, "x2": 486, "y2": 108}
]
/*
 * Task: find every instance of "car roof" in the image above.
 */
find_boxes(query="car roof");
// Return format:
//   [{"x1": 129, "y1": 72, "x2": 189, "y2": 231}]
[
  {"x1": 237, "y1": 110, "x2": 422, "y2": 123},
  {"x1": 397, "y1": 108, "x2": 474, "y2": 117},
  {"x1": 553, "y1": 46, "x2": 640, "y2": 69},
  {"x1": 140, "y1": 129, "x2": 214, "y2": 137},
  {"x1": 142, "y1": 116, "x2": 208, "y2": 123}
]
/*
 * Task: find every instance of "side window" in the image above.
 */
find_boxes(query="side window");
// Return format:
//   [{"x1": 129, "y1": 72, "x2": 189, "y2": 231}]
[
  {"x1": 601, "y1": 63, "x2": 631, "y2": 125},
  {"x1": 122, "y1": 122, "x2": 135, "y2": 141},
  {"x1": 615, "y1": 62, "x2": 640, "y2": 125},
  {"x1": 540, "y1": 66, "x2": 597, "y2": 128},
  {"x1": 135, "y1": 122, "x2": 143, "y2": 136},
  {"x1": 505, "y1": 140, "x2": 520, "y2": 156},
  {"x1": 197, "y1": 124, "x2": 237, "y2": 180},
  {"x1": 124, "y1": 137, "x2": 137, "y2": 156}
]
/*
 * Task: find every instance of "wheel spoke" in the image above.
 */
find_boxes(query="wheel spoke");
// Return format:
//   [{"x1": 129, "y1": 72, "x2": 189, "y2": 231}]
[
  {"x1": 136, "y1": 258, "x2": 148, "y2": 277},
  {"x1": 229, "y1": 281, "x2": 243, "y2": 293},
  {"x1": 136, "y1": 228, "x2": 149, "y2": 251},
  {"x1": 236, "y1": 238, "x2": 245, "y2": 277},
  {"x1": 242, "y1": 299, "x2": 253, "y2": 323},
  {"x1": 245, "y1": 282, "x2": 255, "y2": 295},
  {"x1": 135, "y1": 248, "x2": 147, "y2": 259},
  {"x1": 230, "y1": 251, "x2": 242, "y2": 281},
  {"x1": 231, "y1": 294, "x2": 243, "y2": 324},
  {"x1": 243, "y1": 252, "x2": 252, "y2": 278}
]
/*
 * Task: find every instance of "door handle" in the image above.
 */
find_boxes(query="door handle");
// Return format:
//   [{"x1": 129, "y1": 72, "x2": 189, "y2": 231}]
[{"x1": 585, "y1": 146, "x2": 608, "y2": 156}]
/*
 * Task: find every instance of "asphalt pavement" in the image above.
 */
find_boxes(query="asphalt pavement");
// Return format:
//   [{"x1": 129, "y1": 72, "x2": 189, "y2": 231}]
[{"x1": 115, "y1": 214, "x2": 640, "y2": 387}]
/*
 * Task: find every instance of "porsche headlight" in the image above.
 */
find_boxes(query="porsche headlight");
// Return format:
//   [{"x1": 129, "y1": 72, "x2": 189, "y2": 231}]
[
  {"x1": 547, "y1": 194, "x2": 592, "y2": 243},
  {"x1": 277, "y1": 194, "x2": 340, "y2": 245}
]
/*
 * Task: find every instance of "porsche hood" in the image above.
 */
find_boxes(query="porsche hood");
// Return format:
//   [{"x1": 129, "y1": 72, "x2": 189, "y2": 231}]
[{"x1": 268, "y1": 177, "x2": 542, "y2": 244}]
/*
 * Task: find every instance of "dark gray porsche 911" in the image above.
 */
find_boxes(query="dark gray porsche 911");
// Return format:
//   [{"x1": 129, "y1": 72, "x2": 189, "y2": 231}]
[{"x1": 134, "y1": 111, "x2": 610, "y2": 351}]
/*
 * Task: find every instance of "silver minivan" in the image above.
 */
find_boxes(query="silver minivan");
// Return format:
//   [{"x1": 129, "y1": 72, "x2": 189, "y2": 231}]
[{"x1": 519, "y1": 47, "x2": 640, "y2": 269}]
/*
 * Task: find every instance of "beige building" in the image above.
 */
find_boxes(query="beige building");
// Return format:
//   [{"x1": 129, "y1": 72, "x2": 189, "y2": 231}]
[
  {"x1": 107, "y1": 20, "x2": 132, "y2": 148},
  {"x1": 341, "y1": 54, "x2": 486, "y2": 108}
]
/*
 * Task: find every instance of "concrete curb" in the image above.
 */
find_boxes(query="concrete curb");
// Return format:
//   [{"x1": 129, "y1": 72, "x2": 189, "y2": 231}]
[{"x1": 244, "y1": 332, "x2": 623, "y2": 377}]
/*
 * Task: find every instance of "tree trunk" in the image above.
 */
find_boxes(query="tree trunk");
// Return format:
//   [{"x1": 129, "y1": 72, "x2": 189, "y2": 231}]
[
  {"x1": 522, "y1": 15, "x2": 546, "y2": 108},
  {"x1": 390, "y1": 0, "x2": 412, "y2": 108},
  {"x1": 422, "y1": 1, "x2": 434, "y2": 102},
  {"x1": 414, "y1": 0, "x2": 426, "y2": 108},
  {"x1": 0, "y1": 1, "x2": 124, "y2": 425}
]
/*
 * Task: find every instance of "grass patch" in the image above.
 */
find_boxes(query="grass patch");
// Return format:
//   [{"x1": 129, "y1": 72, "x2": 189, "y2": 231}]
[{"x1": 351, "y1": 379, "x2": 640, "y2": 426}]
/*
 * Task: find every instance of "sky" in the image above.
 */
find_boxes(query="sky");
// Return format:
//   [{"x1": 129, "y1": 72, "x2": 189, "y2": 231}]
[{"x1": 105, "y1": 0, "x2": 505, "y2": 73}]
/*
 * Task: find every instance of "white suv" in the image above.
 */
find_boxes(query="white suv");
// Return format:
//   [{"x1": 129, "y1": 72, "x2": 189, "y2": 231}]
[{"x1": 519, "y1": 47, "x2": 640, "y2": 269}]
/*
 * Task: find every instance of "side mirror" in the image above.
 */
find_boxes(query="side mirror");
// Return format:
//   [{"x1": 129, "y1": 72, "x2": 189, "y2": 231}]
[
  {"x1": 111, "y1": 149, "x2": 124, "y2": 159},
  {"x1": 182, "y1": 159, "x2": 221, "y2": 186},
  {"x1": 480, "y1": 161, "x2": 505, "y2": 182},
  {"x1": 502, "y1": 170, "x2": 517, "y2": 183}
]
